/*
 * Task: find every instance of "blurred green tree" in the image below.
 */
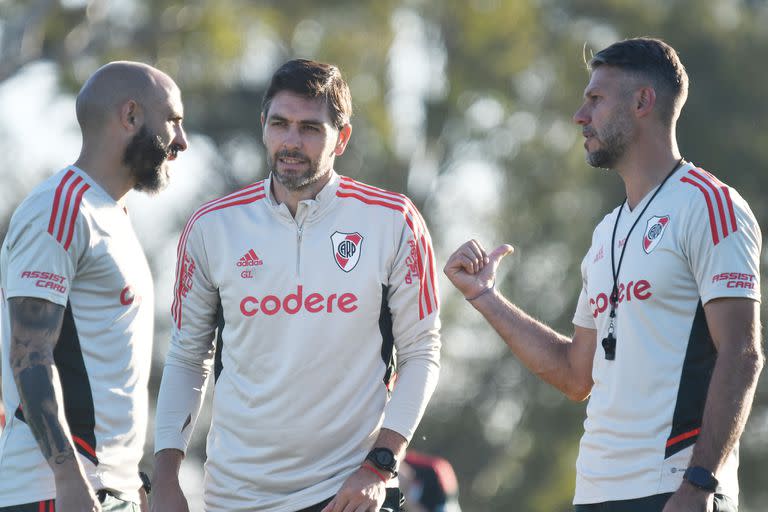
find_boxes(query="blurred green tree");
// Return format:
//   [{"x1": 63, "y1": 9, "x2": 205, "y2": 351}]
[{"x1": 0, "y1": 0, "x2": 766, "y2": 510}]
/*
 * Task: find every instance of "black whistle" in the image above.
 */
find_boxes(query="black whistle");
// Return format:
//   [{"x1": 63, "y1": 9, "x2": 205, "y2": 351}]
[{"x1": 602, "y1": 333, "x2": 616, "y2": 360}]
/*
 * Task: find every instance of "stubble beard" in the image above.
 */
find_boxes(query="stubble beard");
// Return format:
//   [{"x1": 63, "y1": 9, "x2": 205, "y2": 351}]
[
  {"x1": 585, "y1": 112, "x2": 633, "y2": 170},
  {"x1": 268, "y1": 150, "x2": 331, "y2": 191}
]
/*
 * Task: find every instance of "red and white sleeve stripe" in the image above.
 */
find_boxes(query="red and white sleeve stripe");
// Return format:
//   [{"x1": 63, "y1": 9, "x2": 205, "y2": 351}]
[
  {"x1": 47, "y1": 168, "x2": 90, "y2": 251},
  {"x1": 337, "y1": 177, "x2": 439, "y2": 320},
  {"x1": 171, "y1": 181, "x2": 267, "y2": 328},
  {"x1": 680, "y1": 168, "x2": 738, "y2": 246}
]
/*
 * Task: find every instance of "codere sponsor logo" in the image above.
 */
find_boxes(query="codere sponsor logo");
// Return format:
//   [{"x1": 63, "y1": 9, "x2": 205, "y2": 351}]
[
  {"x1": 590, "y1": 279, "x2": 652, "y2": 318},
  {"x1": 240, "y1": 285, "x2": 358, "y2": 316}
]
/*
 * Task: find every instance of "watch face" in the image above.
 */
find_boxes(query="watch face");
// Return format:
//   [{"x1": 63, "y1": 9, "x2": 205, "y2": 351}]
[
  {"x1": 368, "y1": 448, "x2": 396, "y2": 471},
  {"x1": 374, "y1": 449, "x2": 395, "y2": 466}
]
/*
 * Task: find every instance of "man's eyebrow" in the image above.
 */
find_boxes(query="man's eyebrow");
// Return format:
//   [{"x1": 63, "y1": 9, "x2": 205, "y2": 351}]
[{"x1": 267, "y1": 114, "x2": 326, "y2": 126}]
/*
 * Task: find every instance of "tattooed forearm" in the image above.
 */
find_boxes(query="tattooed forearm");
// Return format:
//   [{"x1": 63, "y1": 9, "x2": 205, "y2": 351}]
[
  {"x1": 17, "y1": 365, "x2": 72, "y2": 460},
  {"x1": 7, "y1": 297, "x2": 74, "y2": 467}
]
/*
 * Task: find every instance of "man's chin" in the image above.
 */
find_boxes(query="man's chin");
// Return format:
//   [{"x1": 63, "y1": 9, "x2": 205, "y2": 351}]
[
  {"x1": 273, "y1": 170, "x2": 315, "y2": 191},
  {"x1": 586, "y1": 151, "x2": 614, "y2": 170},
  {"x1": 133, "y1": 166, "x2": 169, "y2": 194}
]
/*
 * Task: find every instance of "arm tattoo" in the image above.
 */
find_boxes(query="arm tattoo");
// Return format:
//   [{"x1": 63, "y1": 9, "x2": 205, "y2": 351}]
[{"x1": 8, "y1": 297, "x2": 74, "y2": 465}]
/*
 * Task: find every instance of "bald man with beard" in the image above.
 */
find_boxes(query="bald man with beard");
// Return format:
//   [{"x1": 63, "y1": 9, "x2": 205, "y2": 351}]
[{"x1": 0, "y1": 62, "x2": 187, "y2": 512}]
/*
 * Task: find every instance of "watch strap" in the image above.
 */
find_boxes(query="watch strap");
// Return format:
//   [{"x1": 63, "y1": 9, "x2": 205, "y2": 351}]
[
  {"x1": 683, "y1": 466, "x2": 718, "y2": 492},
  {"x1": 365, "y1": 447, "x2": 398, "y2": 476}
]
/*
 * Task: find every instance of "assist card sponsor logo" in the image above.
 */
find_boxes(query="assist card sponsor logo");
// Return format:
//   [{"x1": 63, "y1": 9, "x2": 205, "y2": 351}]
[
  {"x1": 20, "y1": 270, "x2": 67, "y2": 294},
  {"x1": 404, "y1": 239, "x2": 421, "y2": 285},
  {"x1": 180, "y1": 252, "x2": 196, "y2": 297},
  {"x1": 711, "y1": 272, "x2": 756, "y2": 289}
]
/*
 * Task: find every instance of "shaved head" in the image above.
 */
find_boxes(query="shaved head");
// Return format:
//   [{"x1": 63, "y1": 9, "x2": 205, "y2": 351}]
[{"x1": 75, "y1": 61, "x2": 176, "y2": 135}]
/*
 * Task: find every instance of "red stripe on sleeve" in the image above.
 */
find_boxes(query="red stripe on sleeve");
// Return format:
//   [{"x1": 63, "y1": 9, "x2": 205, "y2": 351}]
[
  {"x1": 417, "y1": 235, "x2": 432, "y2": 315},
  {"x1": 47, "y1": 170, "x2": 75, "y2": 235},
  {"x1": 63, "y1": 184, "x2": 90, "y2": 251},
  {"x1": 697, "y1": 168, "x2": 738, "y2": 235},
  {"x1": 681, "y1": 177, "x2": 720, "y2": 245},
  {"x1": 722, "y1": 187, "x2": 738, "y2": 233},
  {"x1": 172, "y1": 183, "x2": 266, "y2": 327},
  {"x1": 689, "y1": 170, "x2": 728, "y2": 239},
  {"x1": 336, "y1": 181, "x2": 440, "y2": 319},
  {"x1": 55, "y1": 176, "x2": 84, "y2": 244},
  {"x1": 425, "y1": 237, "x2": 439, "y2": 310}
]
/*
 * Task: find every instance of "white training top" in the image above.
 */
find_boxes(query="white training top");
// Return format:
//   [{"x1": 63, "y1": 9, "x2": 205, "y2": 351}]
[
  {"x1": 154, "y1": 172, "x2": 441, "y2": 512},
  {"x1": 0, "y1": 166, "x2": 154, "y2": 505},
  {"x1": 572, "y1": 161, "x2": 761, "y2": 504}
]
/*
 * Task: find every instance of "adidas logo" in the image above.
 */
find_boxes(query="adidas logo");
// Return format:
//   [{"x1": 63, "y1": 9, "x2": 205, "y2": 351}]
[{"x1": 237, "y1": 249, "x2": 264, "y2": 267}]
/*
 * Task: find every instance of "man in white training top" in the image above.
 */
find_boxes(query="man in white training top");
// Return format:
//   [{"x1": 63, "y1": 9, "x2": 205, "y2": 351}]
[
  {"x1": 444, "y1": 38, "x2": 761, "y2": 512},
  {"x1": 0, "y1": 61, "x2": 188, "y2": 512},
  {"x1": 151, "y1": 59, "x2": 441, "y2": 512}
]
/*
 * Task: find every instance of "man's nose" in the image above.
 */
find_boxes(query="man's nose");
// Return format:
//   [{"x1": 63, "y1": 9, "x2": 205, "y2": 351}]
[
  {"x1": 174, "y1": 125, "x2": 189, "y2": 152},
  {"x1": 573, "y1": 105, "x2": 589, "y2": 126},
  {"x1": 281, "y1": 125, "x2": 302, "y2": 149}
]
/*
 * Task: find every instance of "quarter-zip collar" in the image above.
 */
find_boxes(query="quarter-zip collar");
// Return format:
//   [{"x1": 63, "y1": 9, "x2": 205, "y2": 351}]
[{"x1": 265, "y1": 171, "x2": 341, "y2": 226}]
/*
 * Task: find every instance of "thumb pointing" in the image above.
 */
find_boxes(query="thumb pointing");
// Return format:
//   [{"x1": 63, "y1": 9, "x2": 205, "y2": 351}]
[{"x1": 489, "y1": 244, "x2": 514, "y2": 263}]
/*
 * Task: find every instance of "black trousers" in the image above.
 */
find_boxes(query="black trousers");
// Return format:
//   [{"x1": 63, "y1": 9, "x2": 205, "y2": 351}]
[
  {"x1": 574, "y1": 492, "x2": 737, "y2": 512},
  {"x1": 296, "y1": 488, "x2": 404, "y2": 512},
  {"x1": 0, "y1": 500, "x2": 55, "y2": 512}
]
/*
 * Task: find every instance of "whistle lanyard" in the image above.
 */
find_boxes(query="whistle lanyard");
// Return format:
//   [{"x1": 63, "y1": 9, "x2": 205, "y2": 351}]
[{"x1": 602, "y1": 159, "x2": 684, "y2": 360}]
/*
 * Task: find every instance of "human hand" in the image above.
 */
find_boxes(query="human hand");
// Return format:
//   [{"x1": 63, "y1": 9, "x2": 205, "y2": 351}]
[
  {"x1": 443, "y1": 240, "x2": 514, "y2": 300},
  {"x1": 320, "y1": 466, "x2": 387, "y2": 512},
  {"x1": 54, "y1": 472, "x2": 102, "y2": 512},
  {"x1": 139, "y1": 487, "x2": 149, "y2": 512},
  {"x1": 149, "y1": 477, "x2": 189, "y2": 512},
  {"x1": 661, "y1": 484, "x2": 713, "y2": 512}
]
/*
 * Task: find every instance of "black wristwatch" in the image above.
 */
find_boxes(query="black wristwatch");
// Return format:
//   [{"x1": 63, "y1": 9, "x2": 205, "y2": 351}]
[
  {"x1": 139, "y1": 471, "x2": 152, "y2": 495},
  {"x1": 683, "y1": 466, "x2": 718, "y2": 492},
  {"x1": 365, "y1": 447, "x2": 398, "y2": 476}
]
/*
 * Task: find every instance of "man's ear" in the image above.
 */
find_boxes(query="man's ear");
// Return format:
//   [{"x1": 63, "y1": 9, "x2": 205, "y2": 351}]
[
  {"x1": 261, "y1": 112, "x2": 267, "y2": 143},
  {"x1": 121, "y1": 100, "x2": 142, "y2": 131},
  {"x1": 635, "y1": 87, "x2": 656, "y2": 118},
  {"x1": 334, "y1": 124, "x2": 352, "y2": 156}
]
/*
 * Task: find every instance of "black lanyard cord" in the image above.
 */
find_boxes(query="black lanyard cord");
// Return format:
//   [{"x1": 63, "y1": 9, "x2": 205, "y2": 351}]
[{"x1": 603, "y1": 158, "x2": 685, "y2": 360}]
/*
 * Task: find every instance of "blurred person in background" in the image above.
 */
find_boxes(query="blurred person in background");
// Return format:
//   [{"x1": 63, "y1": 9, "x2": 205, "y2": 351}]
[
  {"x1": 444, "y1": 38, "x2": 762, "y2": 512},
  {"x1": 0, "y1": 61, "x2": 188, "y2": 512},
  {"x1": 151, "y1": 59, "x2": 441, "y2": 512},
  {"x1": 399, "y1": 451, "x2": 461, "y2": 512}
]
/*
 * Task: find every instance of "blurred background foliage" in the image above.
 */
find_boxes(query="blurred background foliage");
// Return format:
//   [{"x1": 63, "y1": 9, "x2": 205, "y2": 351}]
[{"x1": 1, "y1": 0, "x2": 767, "y2": 510}]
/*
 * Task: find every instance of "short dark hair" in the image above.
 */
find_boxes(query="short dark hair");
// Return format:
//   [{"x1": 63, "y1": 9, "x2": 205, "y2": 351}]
[
  {"x1": 262, "y1": 59, "x2": 352, "y2": 130},
  {"x1": 590, "y1": 37, "x2": 689, "y2": 125}
]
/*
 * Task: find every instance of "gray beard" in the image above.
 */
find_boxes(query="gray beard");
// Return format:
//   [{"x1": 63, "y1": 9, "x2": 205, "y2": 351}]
[{"x1": 268, "y1": 154, "x2": 329, "y2": 191}]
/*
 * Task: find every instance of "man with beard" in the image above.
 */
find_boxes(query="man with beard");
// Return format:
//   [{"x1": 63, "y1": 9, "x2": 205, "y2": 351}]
[
  {"x1": 444, "y1": 38, "x2": 762, "y2": 512},
  {"x1": 151, "y1": 59, "x2": 441, "y2": 512},
  {"x1": 0, "y1": 61, "x2": 187, "y2": 512}
]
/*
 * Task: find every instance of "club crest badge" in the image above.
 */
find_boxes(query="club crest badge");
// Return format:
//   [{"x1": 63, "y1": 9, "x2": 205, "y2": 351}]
[
  {"x1": 643, "y1": 215, "x2": 670, "y2": 254},
  {"x1": 331, "y1": 231, "x2": 363, "y2": 272}
]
